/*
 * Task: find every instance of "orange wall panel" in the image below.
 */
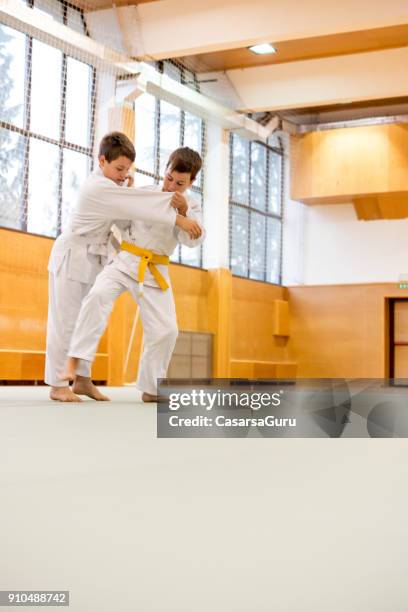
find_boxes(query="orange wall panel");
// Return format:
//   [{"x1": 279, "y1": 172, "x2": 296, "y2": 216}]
[
  {"x1": 286, "y1": 283, "x2": 408, "y2": 378},
  {"x1": 291, "y1": 124, "x2": 408, "y2": 208},
  {"x1": 8, "y1": 230, "x2": 401, "y2": 383},
  {"x1": 0, "y1": 230, "x2": 52, "y2": 351},
  {"x1": 0, "y1": 229, "x2": 108, "y2": 379},
  {"x1": 231, "y1": 276, "x2": 288, "y2": 362},
  {"x1": 170, "y1": 264, "x2": 210, "y2": 332}
]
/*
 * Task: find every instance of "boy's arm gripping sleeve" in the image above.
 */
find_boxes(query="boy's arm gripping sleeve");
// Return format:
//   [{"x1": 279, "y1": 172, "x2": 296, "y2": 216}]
[
  {"x1": 173, "y1": 198, "x2": 206, "y2": 247},
  {"x1": 84, "y1": 183, "x2": 177, "y2": 226}
]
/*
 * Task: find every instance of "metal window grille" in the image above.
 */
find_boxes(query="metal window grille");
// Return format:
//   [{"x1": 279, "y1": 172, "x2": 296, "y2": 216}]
[
  {"x1": 229, "y1": 132, "x2": 284, "y2": 285},
  {"x1": 132, "y1": 59, "x2": 206, "y2": 269},
  {"x1": 0, "y1": 0, "x2": 96, "y2": 238}
]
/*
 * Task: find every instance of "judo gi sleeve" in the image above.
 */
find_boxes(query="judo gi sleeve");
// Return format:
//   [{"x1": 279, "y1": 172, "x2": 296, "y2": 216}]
[
  {"x1": 173, "y1": 197, "x2": 206, "y2": 247},
  {"x1": 83, "y1": 182, "x2": 178, "y2": 227}
]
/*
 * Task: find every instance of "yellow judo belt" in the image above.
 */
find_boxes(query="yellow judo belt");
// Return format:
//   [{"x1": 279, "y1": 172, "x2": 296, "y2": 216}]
[{"x1": 120, "y1": 241, "x2": 169, "y2": 294}]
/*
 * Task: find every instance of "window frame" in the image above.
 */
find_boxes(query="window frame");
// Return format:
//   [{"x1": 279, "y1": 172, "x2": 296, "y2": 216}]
[
  {"x1": 0, "y1": 0, "x2": 96, "y2": 238},
  {"x1": 228, "y1": 133, "x2": 284, "y2": 285},
  {"x1": 131, "y1": 60, "x2": 206, "y2": 269}
]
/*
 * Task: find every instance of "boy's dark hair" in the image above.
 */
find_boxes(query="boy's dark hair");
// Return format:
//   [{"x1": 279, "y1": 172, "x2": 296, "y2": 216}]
[
  {"x1": 98, "y1": 131, "x2": 136, "y2": 163},
  {"x1": 166, "y1": 147, "x2": 202, "y2": 181}
]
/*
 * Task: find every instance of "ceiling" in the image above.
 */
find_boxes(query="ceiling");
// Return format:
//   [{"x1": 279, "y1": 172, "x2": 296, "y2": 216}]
[
  {"x1": 277, "y1": 97, "x2": 408, "y2": 126},
  {"x1": 177, "y1": 24, "x2": 408, "y2": 73},
  {"x1": 63, "y1": 0, "x2": 408, "y2": 118}
]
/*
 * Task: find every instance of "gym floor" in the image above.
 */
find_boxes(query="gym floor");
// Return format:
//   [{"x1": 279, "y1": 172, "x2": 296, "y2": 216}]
[{"x1": 1, "y1": 387, "x2": 408, "y2": 610}]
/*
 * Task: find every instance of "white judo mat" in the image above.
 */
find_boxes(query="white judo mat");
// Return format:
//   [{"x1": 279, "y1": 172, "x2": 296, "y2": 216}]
[{"x1": 0, "y1": 387, "x2": 407, "y2": 612}]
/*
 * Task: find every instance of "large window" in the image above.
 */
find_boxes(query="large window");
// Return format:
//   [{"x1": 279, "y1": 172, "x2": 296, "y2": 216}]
[
  {"x1": 0, "y1": 0, "x2": 95, "y2": 238},
  {"x1": 229, "y1": 133, "x2": 284, "y2": 284},
  {"x1": 132, "y1": 61, "x2": 206, "y2": 268}
]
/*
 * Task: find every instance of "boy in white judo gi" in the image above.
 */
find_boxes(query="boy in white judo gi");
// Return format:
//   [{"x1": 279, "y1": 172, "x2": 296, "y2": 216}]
[
  {"x1": 46, "y1": 134, "x2": 201, "y2": 402},
  {"x1": 60, "y1": 147, "x2": 205, "y2": 402}
]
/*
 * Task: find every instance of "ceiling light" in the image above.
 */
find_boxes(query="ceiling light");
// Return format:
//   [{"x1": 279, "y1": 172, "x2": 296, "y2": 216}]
[{"x1": 248, "y1": 43, "x2": 277, "y2": 55}]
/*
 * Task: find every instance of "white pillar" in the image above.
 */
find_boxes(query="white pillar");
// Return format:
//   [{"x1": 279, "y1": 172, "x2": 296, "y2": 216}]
[
  {"x1": 281, "y1": 131, "x2": 306, "y2": 286},
  {"x1": 203, "y1": 121, "x2": 230, "y2": 269}
]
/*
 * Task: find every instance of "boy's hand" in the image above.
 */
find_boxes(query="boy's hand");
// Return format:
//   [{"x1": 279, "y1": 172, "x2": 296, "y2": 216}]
[
  {"x1": 171, "y1": 192, "x2": 188, "y2": 216},
  {"x1": 125, "y1": 174, "x2": 134, "y2": 188},
  {"x1": 176, "y1": 215, "x2": 202, "y2": 239}
]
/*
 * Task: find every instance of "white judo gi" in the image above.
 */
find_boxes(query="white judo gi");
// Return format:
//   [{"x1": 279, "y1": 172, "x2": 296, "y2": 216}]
[
  {"x1": 45, "y1": 171, "x2": 177, "y2": 388},
  {"x1": 67, "y1": 186, "x2": 206, "y2": 395}
]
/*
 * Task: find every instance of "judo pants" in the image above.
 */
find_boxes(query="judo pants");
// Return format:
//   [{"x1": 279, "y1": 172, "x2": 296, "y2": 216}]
[
  {"x1": 45, "y1": 254, "x2": 102, "y2": 387},
  {"x1": 68, "y1": 265, "x2": 178, "y2": 395}
]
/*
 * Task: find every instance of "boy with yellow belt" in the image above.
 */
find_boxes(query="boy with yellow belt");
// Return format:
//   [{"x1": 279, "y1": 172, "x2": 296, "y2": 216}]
[
  {"x1": 46, "y1": 134, "x2": 199, "y2": 402},
  {"x1": 60, "y1": 147, "x2": 205, "y2": 402}
]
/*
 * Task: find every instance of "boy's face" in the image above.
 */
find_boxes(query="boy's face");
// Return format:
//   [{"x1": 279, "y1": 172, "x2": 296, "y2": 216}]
[
  {"x1": 99, "y1": 155, "x2": 132, "y2": 185},
  {"x1": 162, "y1": 168, "x2": 193, "y2": 193}
]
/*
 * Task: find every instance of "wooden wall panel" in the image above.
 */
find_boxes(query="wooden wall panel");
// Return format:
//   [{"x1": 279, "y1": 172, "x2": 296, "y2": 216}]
[
  {"x1": 4, "y1": 225, "x2": 406, "y2": 382},
  {"x1": 171, "y1": 264, "x2": 210, "y2": 333},
  {"x1": 0, "y1": 228, "x2": 297, "y2": 384},
  {"x1": 286, "y1": 283, "x2": 408, "y2": 378},
  {"x1": 273, "y1": 299, "x2": 290, "y2": 337},
  {"x1": 291, "y1": 125, "x2": 408, "y2": 219},
  {"x1": 0, "y1": 230, "x2": 51, "y2": 351},
  {"x1": 394, "y1": 301, "x2": 408, "y2": 344},
  {"x1": 291, "y1": 127, "x2": 388, "y2": 201},
  {"x1": 11, "y1": 228, "x2": 398, "y2": 383},
  {"x1": 229, "y1": 278, "x2": 296, "y2": 377},
  {"x1": 394, "y1": 346, "x2": 408, "y2": 378},
  {"x1": 207, "y1": 268, "x2": 232, "y2": 377},
  {"x1": 0, "y1": 229, "x2": 108, "y2": 381},
  {"x1": 231, "y1": 277, "x2": 288, "y2": 361},
  {"x1": 172, "y1": 270, "x2": 294, "y2": 378},
  {"x1": 0, "y1": 228, "x2": 214, "y2": 384}
]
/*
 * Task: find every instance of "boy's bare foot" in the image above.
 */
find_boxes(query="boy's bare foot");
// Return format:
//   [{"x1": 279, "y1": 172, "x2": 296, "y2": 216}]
[
  {"x1": 59, "y1": 357, "x2": 79, "y2": 382},
  {"x1": 49, "y1": 386, "x2": 83, "y2": 402},
  {"x1": 73, "y1": 376, "x2": 110, "y2": 401},
  {"x1": 142, "y1": 392, "x2": 157, "y2": 403}
]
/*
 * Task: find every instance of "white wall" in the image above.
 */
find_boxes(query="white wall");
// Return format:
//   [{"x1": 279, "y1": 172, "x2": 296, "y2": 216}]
[
  {"x1": 202, "y1": 122, "x2": 230, "y2": 270},
  {"x1": 281, "y1": 131, "x2": 306, "y2": 285},
  {"x1": 283, "y1": 201, "x2": 408, "y2": 285}
]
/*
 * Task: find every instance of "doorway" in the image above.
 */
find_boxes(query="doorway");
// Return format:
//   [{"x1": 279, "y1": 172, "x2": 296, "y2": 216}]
[{"x1": 389, "y1": 299, "x2": 408, "y2": 379}]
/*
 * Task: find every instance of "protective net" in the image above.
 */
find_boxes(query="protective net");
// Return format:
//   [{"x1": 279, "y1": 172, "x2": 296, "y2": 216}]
[
  {"x1": 1, "y1": 0, "x2": 114, "y2": 235},
  {"x1": 0, "y1": 0, "x2": 208, "y2": 267},
  {"x1": 0, "y1": 0, "x2": 285, "y2": 278}
]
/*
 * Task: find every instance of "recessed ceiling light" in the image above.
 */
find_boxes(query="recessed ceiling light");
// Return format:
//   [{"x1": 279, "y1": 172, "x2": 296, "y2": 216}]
[{"x1": 248, "y1": 43, "x2": 277, "y2": 55}]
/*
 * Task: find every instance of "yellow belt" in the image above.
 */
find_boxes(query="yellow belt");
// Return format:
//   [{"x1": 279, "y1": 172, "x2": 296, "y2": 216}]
[{"x1": 120, "y1": 241, "x2": 169, "y2": 294}]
